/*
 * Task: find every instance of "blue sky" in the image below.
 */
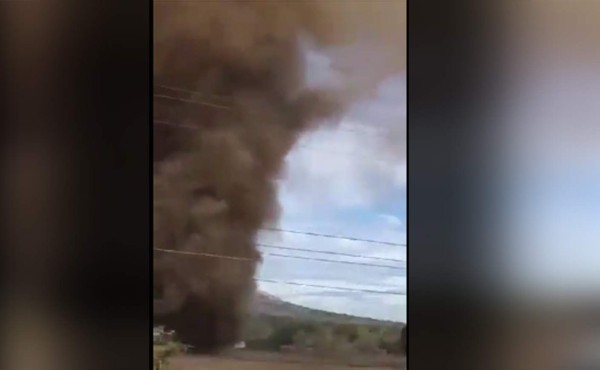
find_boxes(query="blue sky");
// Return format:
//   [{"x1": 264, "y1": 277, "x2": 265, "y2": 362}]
[{"x1": 256, "y1": 74, "x2": 406, "y2": 322}]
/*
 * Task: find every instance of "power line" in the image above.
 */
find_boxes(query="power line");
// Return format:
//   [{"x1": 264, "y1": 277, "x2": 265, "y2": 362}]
[
  {"x1": 153, "y1": 84, "x2": 396, "y2": 138},
  {"x1": 153, "y1": 248, "x2": 256, "y2": 262},
  {"x1": 260, "y1": 227, "x2": 406, "y2": 247},
  {"x1": 154, "y1": 249, "x2": 405, "y2": 295},
  {"x1": 264, "y1": 252, "x2": 404, "y2": 270},
  {"x1": 257, "y1": 278, "x2": 405, "y2": 296},
  {"x1": 257, "y1": 243, "x2": 405, "y2": 263},
  {"x1": 154, "y1": 94, "x2": 232, "y2": 110},
  {"x1": 153, "y1": 120, "x2": 199, "y2": 130},
  {"x1": 152, "y1": 120, "x2": 400, "y2": 165},
  {"x1": 155, "y1": 113, "x2": 389, "y2": 139},
  {"x1": 152, "y1": 122, "x2": 405, "y2": 246},
  {"x1": 154, "y1": 248, "x2": 404, "y2": 270},
  {"x1": 153, "y1": 119, "x2": 394, "y2": 144},
  {"x1": 155, "y1": 84, "x2": 232, "y2": 102}
]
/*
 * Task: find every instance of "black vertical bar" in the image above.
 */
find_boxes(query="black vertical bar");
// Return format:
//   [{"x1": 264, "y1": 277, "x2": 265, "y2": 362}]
[{"x1": 408, "y1": 1, "x2": 498, "y2": 369}]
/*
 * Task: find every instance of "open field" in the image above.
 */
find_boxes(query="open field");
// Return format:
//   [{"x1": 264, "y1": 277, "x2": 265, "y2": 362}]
[
  {"x1": 169, "y1": 357, "x2": 401, "y2": 370},
  {"x1": 168, "y1": 352, "x2": 404, "y2": 370}
]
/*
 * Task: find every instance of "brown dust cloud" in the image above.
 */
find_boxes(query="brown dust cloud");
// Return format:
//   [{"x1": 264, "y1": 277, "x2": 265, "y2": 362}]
[{"x1": 153, "y1": 0, "x2": 405, "y2": 353}]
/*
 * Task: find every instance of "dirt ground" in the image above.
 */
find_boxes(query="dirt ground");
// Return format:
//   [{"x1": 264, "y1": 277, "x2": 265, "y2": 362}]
[{"x1": 169, "y1": 355, "x2": 402, "y2": 370}]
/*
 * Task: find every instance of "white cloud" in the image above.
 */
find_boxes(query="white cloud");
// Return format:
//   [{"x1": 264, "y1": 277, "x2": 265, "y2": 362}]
[
  {"x1": 279, "y1": 72, "x2": 406, "y2": 211},
  {"x1": 257, "y1": 73, "x2": 406, "y2": 322},
  {"x1": 379, "y1": 214, "x2": 403, "y2": 227}
]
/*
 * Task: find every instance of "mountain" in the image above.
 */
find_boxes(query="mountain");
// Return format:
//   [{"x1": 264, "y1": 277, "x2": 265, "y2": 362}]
[{"x1": 251, "y1": 291, "x2": 400, "y2": 326}]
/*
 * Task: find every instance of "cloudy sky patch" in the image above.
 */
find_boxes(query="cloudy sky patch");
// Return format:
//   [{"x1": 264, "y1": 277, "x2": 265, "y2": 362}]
[{"x1": 257, "y1": 73, "x2": 406, "y2": 322}]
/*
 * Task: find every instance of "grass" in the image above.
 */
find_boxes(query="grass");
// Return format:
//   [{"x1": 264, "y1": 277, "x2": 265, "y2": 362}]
[
  {"x1": 153, "y1": 335, "x2": 403, "y2": 370},
  {"x1": 169, "y1": 356, "x2": 399, "y2": 370},
  {"x1": 154, "y1": 343, "x2": 187, "y2": 370}
]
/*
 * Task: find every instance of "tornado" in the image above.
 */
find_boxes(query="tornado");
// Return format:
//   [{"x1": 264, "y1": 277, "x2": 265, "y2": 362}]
[{"x1": 153, "y1": 0, "x2": 405, "y2": 353}]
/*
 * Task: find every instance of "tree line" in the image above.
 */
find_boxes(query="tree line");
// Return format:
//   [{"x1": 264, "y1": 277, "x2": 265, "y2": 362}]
[{"x1": 241, "y1": 315, "x2": 405, "y2": 356}]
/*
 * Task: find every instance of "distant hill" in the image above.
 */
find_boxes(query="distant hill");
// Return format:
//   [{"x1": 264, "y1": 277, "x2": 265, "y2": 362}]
[{"x1": 251, "y1": 291, "x2": 402, "y2": 327}]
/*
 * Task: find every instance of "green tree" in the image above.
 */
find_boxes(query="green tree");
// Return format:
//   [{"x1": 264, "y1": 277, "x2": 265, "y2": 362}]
[
  {"x1": 353, "y1": 326, "x2": 380, "y2": 354},
  {"x1": 332, "y1": 334, "x2": 354, "y2": 355},
  {"x1": 292, "y1": 329, "x2": 312, "y2": 349},
  {"x1": 313, "y1": 326, "x2": 335, "y2": 354},
  {"x1": 379, "y1": 326, "x2": 402, "y2": 354},
  {"x1": 243, "y1": 320, "x2": 272, "y2": 341},
  {"x1": 334, "y1": 324, "x2": 358, "y2": 342},
  {"x1": 268, "y1": 325, "x2": 298, "y2": 349}
]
